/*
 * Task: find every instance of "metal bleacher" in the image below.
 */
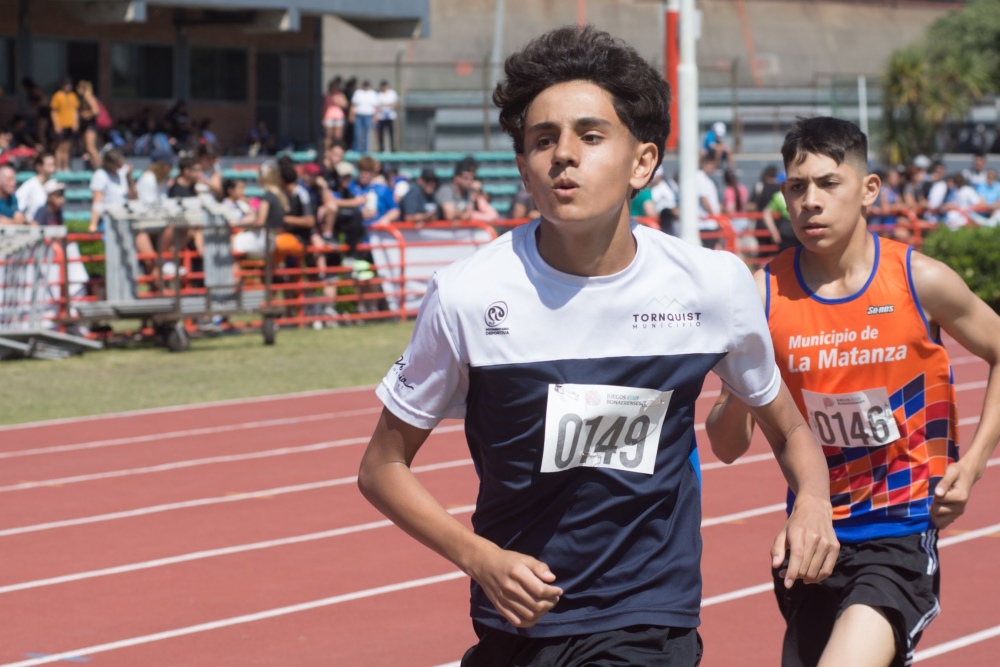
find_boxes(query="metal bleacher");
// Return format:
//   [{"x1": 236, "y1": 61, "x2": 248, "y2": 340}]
[{"x1": 17, "y1": 149, "x2": 524, "y2": 221}]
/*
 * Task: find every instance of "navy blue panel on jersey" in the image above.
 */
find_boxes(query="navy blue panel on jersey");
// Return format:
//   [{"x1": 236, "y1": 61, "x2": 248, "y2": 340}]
[{"x1": 464, "y1": 352, "x2": 723, "y2": 637}]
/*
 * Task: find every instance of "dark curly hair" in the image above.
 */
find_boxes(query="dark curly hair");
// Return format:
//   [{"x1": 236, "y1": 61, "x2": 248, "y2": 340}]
[
  {"x1": 781, "y1": 117, "x2": 868, "y2": 173},
  {"x1": 492, "y1": 26, "x2": 671, "y2": 179}
]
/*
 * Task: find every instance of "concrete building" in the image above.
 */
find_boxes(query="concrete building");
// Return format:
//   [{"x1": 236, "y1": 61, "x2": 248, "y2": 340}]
[
  {"x1": 1, "y1": 0, "x2": 429, "y2": 152},
  {"x1": 322, "y1": 0, "x2": 960, "y2": 152}
]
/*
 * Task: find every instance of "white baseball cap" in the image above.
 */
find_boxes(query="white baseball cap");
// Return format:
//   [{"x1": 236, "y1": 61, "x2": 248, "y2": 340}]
[{"x1": 712, "y1": 121, "x2": 726, "y2": 137}]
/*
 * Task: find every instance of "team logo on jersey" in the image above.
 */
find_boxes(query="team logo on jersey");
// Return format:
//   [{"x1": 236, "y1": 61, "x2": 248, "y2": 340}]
[
  {"x1": 867, "y1": 304, "x2": 895, "y2": 315},
  {"x1": 632, "y1": 296, "x2": 702, "y2": 330},
  {"x1": 392, "y1": 355, "x2": 414, "y2": 390},
  {"x1": 485, "y1": 301, "x2": 510, "y2": 335}
]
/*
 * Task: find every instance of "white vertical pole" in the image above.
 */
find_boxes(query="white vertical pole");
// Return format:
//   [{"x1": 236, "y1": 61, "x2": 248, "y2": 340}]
[
  {"x1": 677, "y1": 0, "x2": 701, "y2": 246},
  {"x1": 858, "y1": 75, "x2": 869, "y2": 138},
  {"x1": 490, "y1": 0, "x2": 505, "y2": 89}
]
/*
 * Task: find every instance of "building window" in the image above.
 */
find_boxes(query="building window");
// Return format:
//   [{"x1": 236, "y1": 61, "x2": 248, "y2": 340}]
[
  {"x1": 0, "y1": 38, "x2": 13, "y2": 95},
  {"x1": 30, "y1": 39, "x2": 100, "y2": 96},
  {"x1": 190, "y1": 47, "x2": 247, "y2": 102},
  {"x1": 111, "y1": 43, "x2": 174, "y2": 100}
]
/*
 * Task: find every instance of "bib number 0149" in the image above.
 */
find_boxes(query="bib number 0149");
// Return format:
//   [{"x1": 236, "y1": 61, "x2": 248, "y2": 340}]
[
  {"x1": 553, "y1": 413, "x2": 651, "y2": 470},
  {"x1": 541, "y1": 383, "x2": 671, "y2": 475}
]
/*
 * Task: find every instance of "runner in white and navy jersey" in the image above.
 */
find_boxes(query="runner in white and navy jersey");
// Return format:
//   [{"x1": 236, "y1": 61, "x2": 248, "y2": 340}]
[{"x1": 358, "y1": 26, "x2": 839, "y2": 667}]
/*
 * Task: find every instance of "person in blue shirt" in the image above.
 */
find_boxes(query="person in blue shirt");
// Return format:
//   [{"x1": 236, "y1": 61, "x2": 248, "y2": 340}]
[
  {"x1": 703, "y1": 121, "x2": 731, "y2": 166},
  {"x1": 973, "y1": 168, "x2": 1000, "y2": 226},
  {"x1": 347, "y1": 155, "x2": 399, "y2": 228},
  {"x1": 0, "y1": 164, "x2": 26, "y2": 224}
]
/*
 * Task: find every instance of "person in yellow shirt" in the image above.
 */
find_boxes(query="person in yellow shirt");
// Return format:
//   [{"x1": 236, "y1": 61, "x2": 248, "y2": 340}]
[{"x1": 50, "y1": 78, "x2": 79, "y2": 171}]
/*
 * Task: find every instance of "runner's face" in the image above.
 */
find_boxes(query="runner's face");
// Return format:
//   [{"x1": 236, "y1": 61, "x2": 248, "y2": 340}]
[
  {"x1": 516, "y1": 80, "x2": 656, "y2": 230},
  {"x1": 782, "y1": 152, "x2": 879, "y2": 250}
]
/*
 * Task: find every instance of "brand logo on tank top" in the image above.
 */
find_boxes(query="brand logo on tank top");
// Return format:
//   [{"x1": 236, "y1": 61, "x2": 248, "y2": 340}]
[
  {"x1": 867, "y1": 304, "x2": 895, "y2": 315},
  {"x1": 632, "y1": 296, "x2": 702, "y2": 330},
  {"x1": 484, "y1": 300, "x2": 509, "y2": 335}
]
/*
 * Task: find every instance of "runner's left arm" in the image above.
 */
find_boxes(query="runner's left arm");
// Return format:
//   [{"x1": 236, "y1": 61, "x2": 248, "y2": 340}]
[{"x1": 911, "y1": 251, "x2": 1000, "y2": 529}]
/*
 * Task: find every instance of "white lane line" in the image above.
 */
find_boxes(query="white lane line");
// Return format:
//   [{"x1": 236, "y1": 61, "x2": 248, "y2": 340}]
[
  {"x1": 1, "y1": 499, "x2": 790, "y2": 595},
  {"x1": 0, "y1": 459, "x2": 473, "y2": 538},
  {"x1": 0, "y1": 506, "x2": 478, "y2": 595},
  {"x1": 0, "y1": 384, "x2": 379, "y2": 433},
  {"x1": 0, "y1": 570, "x2": 468, "y2": 667},
  {"x1": 702, "y1": 503, "x2": 786, "y2": 527},
  {"x1": 914, "y1": 624, "x2": 1000, "y2": 661},
  {"x1": 0, "y1": 424, "x2": 464, "y2": 493},
  {"x1": 0, "y1": 408, "x2": 383, "y2": 460},
  {"x1": 7, "y1": 518, "x2": 1000, "y2": 667},
  {"x1": 2, "y1": 367, "x2": 985, "y2": 459}
]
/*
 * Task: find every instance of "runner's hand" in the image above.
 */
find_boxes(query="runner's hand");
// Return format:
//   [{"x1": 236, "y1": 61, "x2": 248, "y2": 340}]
[
  {"x1": 771, "y1": 494, "x2": 838, "y2": 588},
  {"x1": 470, "y1": 547, "x2": 562, "y2": 628},
  {"x1": 931, "y1": 460, "x2": 975, "y2": 529}
]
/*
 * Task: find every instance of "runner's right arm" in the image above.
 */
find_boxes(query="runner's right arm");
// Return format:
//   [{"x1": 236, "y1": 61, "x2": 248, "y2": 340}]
[{"x1": 358, "y1": 407, "x2": 563, "y2": 628}]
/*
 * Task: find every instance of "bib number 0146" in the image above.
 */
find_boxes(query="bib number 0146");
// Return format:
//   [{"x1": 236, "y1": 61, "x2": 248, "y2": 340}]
[
  {"x1": 801, "y1": 387, "x2": 901, "y2": 449},
  {"x1": 541, "y1": 383, "x2": 671, "y2": 475}
]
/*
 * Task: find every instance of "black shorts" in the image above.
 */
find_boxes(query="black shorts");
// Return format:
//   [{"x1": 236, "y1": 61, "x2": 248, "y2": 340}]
[
  {"x1": 461, "y1": 622, "x2": 702, "y2": 667},
  {"x1": 773, "y1": 530, "x2": 940, "y2": 667}
]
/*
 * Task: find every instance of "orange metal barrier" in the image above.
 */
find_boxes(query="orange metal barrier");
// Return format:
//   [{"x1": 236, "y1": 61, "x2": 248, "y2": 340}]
[{"x1": 16, "y1": 204, "x2": 991, "y2": 343}]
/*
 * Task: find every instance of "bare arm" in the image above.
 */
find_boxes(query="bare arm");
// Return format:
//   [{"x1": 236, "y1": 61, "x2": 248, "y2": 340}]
[
  {"x1": 742, "y1": 382, "x2": 839, "y2": 588},
  {"x1": 706, "y1": 268, "x2": 838, "y2": 586},
  {"x1": 761, "y1": 207, "x2": 781, "y2": 243},
  {"x1": 358, "y1": 408, "x2": 563, "y2": 627},
  {"x1": 911, "y1": 252, "x2": 1000, "y2": 528},
  {"x1": 89, "y1": 190, "x2": 104, "y2": 232}
]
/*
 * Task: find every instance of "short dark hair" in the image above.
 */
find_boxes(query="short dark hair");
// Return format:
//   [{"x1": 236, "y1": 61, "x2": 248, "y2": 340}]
[
  {"x1": 177, "y1": 156, "x2": 197, "y2": 173},
  {"x1": 222, "y1": 178, "x2": 241, "y2": 197},
  {"x1": 454, "y1": 156, "x2": 478, "y2": 176},
  {"x1": 33, "y1": 152, "x2": 53, "y2": 169},
  {"x1": 492, "y1": 25, "x2": 671, "y2": 174},
  {"x1": 781, "y1": 117, "x2": 868, "y2": 173},
  {"x1": 278, "y1": 161, "x2": 299, "y2": 185}
]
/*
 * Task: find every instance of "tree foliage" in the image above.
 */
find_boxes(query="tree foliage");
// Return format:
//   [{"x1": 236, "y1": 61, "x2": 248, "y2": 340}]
[{"x1": 880, "y1": 0, "x2": 1000, "y2": 164}]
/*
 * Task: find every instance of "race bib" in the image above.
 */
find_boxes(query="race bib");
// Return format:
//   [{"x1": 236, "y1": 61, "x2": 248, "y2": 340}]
[
  {"x1": 541, "y1": 384, "x2": 672, "y2": 475},
  {"x1": 801, "y1": 387, "x2": 901, "y2": 448}
]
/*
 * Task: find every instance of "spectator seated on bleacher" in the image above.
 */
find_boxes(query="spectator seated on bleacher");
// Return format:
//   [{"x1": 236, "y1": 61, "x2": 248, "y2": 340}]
[
  {"x1": 33, "y1": 179, "x2": 66, "y2": 227},
  {"x1": 348, "y1": 155, "x2": 399, "y2": 229},
  {"x1": 510, "y1": 182, "x2": 539, "y2": 220},
  {"x1": 14, "y1": 152, "x2": 56, "y2": 222},
  {"x1": 135, "y1": 150, "x2": 174, "y2": 206},
  {"x1": 435, "y1": 156, "x2": 498, "y2": 223},
  {"x1": 973, "y1": 168, "x2": 1000, "y2": 226},
  {"x1": 222, "y1": 178, "x2": 264, "y2": 257},
  {"x1": 0, "y1": 125, "x2": 36, "y2": 172},
  {"x1": 0, "y1": 164, "x2": 26, "y2": 225},
  {"x1": 703, "y1": 121, "x2": 731, "y2": 167},
  {"x1": 318, "y1": 142, "x2": 367, "y2": 261},
  {"x1": 398, "y1": 168, "x2": 442, "y2": 224}
]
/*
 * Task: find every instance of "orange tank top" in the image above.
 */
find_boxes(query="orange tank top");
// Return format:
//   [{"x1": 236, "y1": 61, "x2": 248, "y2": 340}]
[{"x1": 765, "y1": 233, "x2": 957, "y2": 542}]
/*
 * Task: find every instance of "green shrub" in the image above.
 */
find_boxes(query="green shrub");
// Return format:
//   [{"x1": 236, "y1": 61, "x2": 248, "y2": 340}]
[
  {"x1": 920, "y1": 225, "x2": 1000, "y2": 311},
  {"x1": 66, "y1": 220, "x2": 105, "y2": 278}
]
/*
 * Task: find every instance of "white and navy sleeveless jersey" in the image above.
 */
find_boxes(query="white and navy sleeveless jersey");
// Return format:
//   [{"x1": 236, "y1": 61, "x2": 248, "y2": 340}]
[{"x1": 377, "y1": 220, "x2": 780, "y2": 637}]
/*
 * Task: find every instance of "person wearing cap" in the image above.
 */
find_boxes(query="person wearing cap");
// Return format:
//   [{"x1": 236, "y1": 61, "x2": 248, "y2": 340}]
[
  {"x1": 399, "y1": 168, "x2": 442, "y2": 224},
  {"x1": 703, "y1": 120, "x2": 731, "y2": 166},
  {"x1": 33, "y1": 179, "x2": 66, "y2": 226},
  {"x1": 15, "y1": 151, "x2": 56, "y2": 221}
]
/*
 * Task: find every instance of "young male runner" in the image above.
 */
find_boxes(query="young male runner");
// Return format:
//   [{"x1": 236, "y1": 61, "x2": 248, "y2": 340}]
[
  {"x1": 358, "y1": 27, "x2": 838, "y2": 666},
  {"x1": 706, "y1": 116, "x2": 1000, "y2": 667}
]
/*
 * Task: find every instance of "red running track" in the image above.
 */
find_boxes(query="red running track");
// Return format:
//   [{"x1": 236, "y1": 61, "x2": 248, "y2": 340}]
[{"x1": 0, "y1": 355, "x2": 998, "y2": 666}]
